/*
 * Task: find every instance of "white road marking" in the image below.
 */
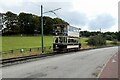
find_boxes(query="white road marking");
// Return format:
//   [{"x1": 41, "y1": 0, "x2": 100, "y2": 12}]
[{"x1": 112, "y1": 59, "x2": 116, "y2": 63}]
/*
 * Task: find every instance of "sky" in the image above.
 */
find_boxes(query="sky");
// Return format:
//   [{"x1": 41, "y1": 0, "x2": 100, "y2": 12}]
[{"x1": 0, "y1": 0, "x2": 119, "y2": 32}]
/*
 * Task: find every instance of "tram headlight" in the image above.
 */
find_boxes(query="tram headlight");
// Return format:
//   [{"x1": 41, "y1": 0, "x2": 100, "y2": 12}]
[
  {"x1": 56, "y1": 45, "x2": 58, "y2": 48},
  {"x1": 55, "y1": 33, "x2": 58, "y2": 35}
]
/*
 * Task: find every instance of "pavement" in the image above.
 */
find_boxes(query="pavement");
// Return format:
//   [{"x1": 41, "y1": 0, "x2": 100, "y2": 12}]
[
  {"x1": 99, "y1": 53, "x2": 118, "y2": 78},
  {"x1": 99, "y1": 47, "x2": 119, "y2": 79},
  {"x1": 2, "y1": 46, "x2": 118, "y2": 78}
]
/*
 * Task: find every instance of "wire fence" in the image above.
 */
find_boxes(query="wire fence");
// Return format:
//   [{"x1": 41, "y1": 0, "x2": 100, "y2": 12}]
[
  {"x1": 0, "y1": 46, "x2": 53, "y2": 59},
  {"x1": 1, "y1": 42, "x2": 120, "y2": 59}
]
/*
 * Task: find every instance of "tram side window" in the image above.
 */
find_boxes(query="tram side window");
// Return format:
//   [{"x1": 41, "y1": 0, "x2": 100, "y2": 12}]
[
  {"x1": 69, "y1": 26, "x2": 79, "y2": 32},
  {"x1": 68, "y1": 39, "x2": 78, "y2": 44},
  {"x1": 0, "y1": 19, "x2": 2, "y2": 24}
]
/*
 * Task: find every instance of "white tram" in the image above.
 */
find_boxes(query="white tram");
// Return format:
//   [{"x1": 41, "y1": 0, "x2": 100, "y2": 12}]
[{"x1": 53, "y1": 24, "x2": 81, "y2": 52}]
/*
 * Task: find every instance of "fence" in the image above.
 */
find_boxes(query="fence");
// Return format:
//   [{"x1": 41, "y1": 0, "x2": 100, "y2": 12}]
[{"x1": 0, "y1": 46, "x2": 53, "y2": 59}]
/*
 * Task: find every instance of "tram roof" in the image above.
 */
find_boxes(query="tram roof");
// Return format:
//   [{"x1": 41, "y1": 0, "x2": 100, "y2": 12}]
[
  {"x1": 53, "y1": 24, "x2": 68, "y2": 27},
  {"x1": 53, "y1": 24, "x2": 81, "y2": 30}
]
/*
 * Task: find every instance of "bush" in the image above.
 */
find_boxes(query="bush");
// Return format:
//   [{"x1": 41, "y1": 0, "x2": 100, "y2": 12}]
[
  {"x1": 118, "y1": 31, "x2": 120, "y2": 41},
  {"x1": 87, "y1": 35, "x2": 106, "y2": 46},
  {"x1": 105, "y1": 35, "x2": 113, "y2": 40},
  {"x1": 111, "y1": 39, "x2": 118, "y2": 45}
]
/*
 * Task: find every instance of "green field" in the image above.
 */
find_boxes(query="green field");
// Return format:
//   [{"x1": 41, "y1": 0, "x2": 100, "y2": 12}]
[
  {"x1": 2, "y1": 36, "x2": 89, "y2": 51},
  {"x1": 2, "y1": 36, "x2": 118, "y2": 52},
  {"x1": 2, "y1": 36, "x2": 53, "y2": 51}
]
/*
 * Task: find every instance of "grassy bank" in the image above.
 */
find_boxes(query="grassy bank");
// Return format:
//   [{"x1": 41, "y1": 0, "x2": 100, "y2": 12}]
[
  {"x1": 1, "y1": 36, "x2": 119, "y2": 59},
  {"x1": 1, "y1": 36, "x2": 89, "y2": 59}
]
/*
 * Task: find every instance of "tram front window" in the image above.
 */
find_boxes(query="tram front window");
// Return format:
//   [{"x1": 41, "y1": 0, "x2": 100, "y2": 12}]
[
  {"x1": 55, "y1": 38, "x2": 58, "y2": 43},
  {"x1": 54, "y1": 37, "x2": 67, "y2": 43},
  {"x1": 54, "y1": 26, "x2": 67, "y2": 36}
]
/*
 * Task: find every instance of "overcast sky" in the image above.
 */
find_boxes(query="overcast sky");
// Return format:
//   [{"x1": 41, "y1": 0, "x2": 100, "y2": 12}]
[{"x1": 0, "y1": 0, "x2": 119, "y2": 32}]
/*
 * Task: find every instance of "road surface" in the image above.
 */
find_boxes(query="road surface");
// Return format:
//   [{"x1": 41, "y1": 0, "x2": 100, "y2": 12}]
[{"x1": 2, "y1": 47, "x2": 118, "y2": 78}]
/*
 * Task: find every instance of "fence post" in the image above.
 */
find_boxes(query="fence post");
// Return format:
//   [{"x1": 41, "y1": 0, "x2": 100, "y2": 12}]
[
  {"x1": 30, "y1": 48, "x2": 31, "y2": 52},
  {"x1": 20, "y1": 49, "x2": 24, "y2": 53},
  {"x1": 37, "y1": 48, "x2": 39, "y2": 51},
  {"x1": 11, "y1": 50, "x2": 13, "y2": 53}
]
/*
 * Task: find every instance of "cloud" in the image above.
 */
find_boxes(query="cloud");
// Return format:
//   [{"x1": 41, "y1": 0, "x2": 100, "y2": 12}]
[
  {"x1": 60, "y1": 11, "x2": 88, "y2": 26},
  {"x1": 31, "y1": 2, "x2": 88, "y2": 26},
  {"x1": 0, "y1": 1, "x2": 72, "y2": 15},
  {"x1": 88, "y1": 14, "x2": 116, "y2": 30},
  {"x1": 0, "y1": 0, "x2": 117, "y2": 32}
]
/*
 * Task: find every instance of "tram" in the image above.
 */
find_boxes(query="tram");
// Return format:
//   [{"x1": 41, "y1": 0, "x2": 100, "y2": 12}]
[{"x1": 53, "y1": 24, "x2": 81, "y2": 52}]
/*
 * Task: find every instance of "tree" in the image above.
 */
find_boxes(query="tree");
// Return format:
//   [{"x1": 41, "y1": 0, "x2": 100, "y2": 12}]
[
  {"x1": 43, "y1": 16, "x2": 54, "y2": 35},
  {"x1": 32, "y1": 15, "x2": 40, "y2": 34},
  {"x1": 53, "y1": 18, "x2": 69, "y2": 25},
  {"x1": 80, "y1": 31, "x2": 91, "y2": 37},
  {"x1": 102, "y1": 32, "x2": 118, "y2": 40},
  {"x1": 105, "y1": 35, "x2": 113, "y2": 40},
  {"x1": 18, "y1": 13, "x2": 35, "y2": 34},
  {"x1": 3, "y1": 11, "x2": 19, "y2": 34}
]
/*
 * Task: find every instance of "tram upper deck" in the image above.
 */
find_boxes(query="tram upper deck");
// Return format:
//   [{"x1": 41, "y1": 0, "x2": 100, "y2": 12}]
[{"x1": 53, "y1": 24, "x2": 80, "y2": 38}]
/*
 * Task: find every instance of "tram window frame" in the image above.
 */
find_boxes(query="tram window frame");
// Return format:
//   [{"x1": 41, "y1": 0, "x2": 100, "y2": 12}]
[
  {"x1": 68, "y1": 38, "x2": 79, "y2": 44},
  {"x1": 54, "y1": 37, "x2": 67, "y2": 44},
  {"x1": 59, "y1": 37, "x2": 67, "y2": 43},
  {"x1": 69, "y1": 26, "x2": 79, "y2": 32}
]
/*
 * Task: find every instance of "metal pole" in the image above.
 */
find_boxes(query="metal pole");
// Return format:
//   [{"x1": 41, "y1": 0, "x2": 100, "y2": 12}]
[
  {"x1": 41, "y1": 5, "x2": 44, "y2": 53},
  {"x1": 100, "y1": 28, "x2": 101, "y2": 33}
]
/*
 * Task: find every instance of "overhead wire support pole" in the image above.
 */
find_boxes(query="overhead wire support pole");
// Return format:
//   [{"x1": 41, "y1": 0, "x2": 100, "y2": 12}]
[
  {"x1": 31, "y1": 3, "x2": 61, "y2": 53},
  {"x1": 41, "y1": 5, "x2": 44, "y2": 53},
  {"x1": 40, "y1": 5, "x2": 61, "y2": 53},
  {"x1": 43, "y1": 8, "x2": 61, "y2": 14},
  {"x1": 43, "y1": 8, "x2": 61, "y2": 18}
]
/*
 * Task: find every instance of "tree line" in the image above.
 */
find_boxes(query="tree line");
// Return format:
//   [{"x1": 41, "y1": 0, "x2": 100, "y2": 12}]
[
  {"x1": 80, "y1": 31, "x2": 120, "y2": 41},
  {"x1": 1, "y1": 11, "x2": 120, "y2": 41},
  {"x1": 2, "y1": 11, "x2": 68, "y2": 35}
]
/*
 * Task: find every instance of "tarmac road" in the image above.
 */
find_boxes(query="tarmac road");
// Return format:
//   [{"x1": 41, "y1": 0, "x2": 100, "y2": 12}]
[{"x1": 2, "y1": 46, "x2": 118, "y2": 78}]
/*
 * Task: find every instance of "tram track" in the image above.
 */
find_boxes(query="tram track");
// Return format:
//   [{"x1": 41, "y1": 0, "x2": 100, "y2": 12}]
[{"x1": 0, "y1": 46, "x2": 116, "y2": 66}]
